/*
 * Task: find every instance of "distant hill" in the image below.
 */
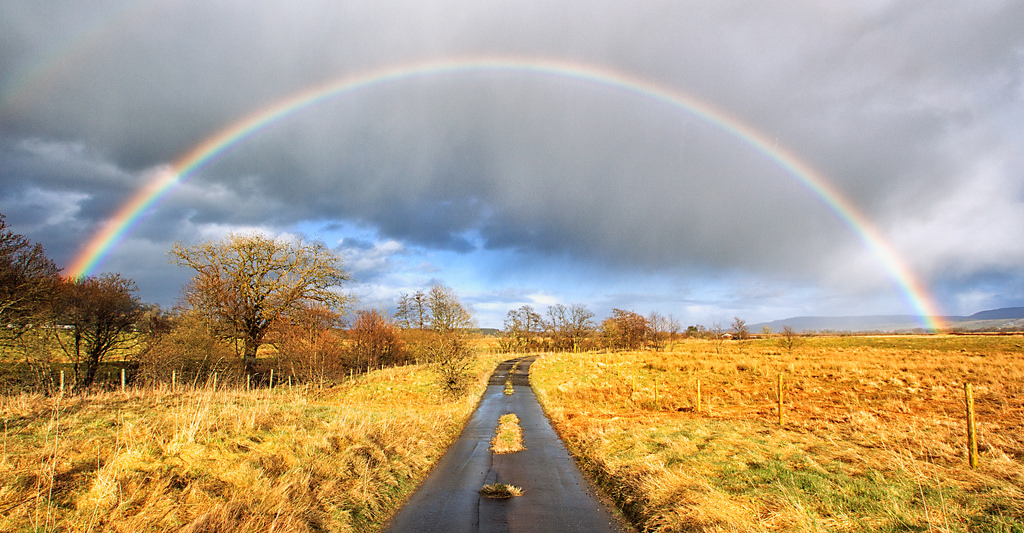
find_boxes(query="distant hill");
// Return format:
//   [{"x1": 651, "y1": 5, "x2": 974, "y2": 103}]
[
  {"x1": 966, "y1": 307, "x2": 1024, "y2": 320},
  {"x1": 752, "y1": 307, "x2": 1024, "y2": 333}
]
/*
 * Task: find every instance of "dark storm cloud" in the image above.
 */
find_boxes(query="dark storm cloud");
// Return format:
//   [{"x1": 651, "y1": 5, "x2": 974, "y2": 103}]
[{"x1": 2, "y1": 0, "x2": 1022, "y2": 318}]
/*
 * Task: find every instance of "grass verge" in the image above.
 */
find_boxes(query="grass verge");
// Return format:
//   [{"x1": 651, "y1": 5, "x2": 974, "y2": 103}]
[{"x1": 0, "y1": 354, "x2": 504, "y2": 532}]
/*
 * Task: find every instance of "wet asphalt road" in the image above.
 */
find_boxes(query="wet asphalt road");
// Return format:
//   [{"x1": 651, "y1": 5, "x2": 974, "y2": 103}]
[{"x1": 382, "y1": 357, "x2": 635, "y2": 533}]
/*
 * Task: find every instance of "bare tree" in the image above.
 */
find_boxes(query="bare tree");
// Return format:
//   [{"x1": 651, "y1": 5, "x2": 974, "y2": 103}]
[
  {"x1": 779, "y1": 325, "x2": 800, "y2": 355},
  {"x1": 567, "y1": 304, "x2": 597, "y2": 352},
  {"x1": 0, "y1": 213, "x2": 60, "y2": 340},
  {"x1": 648, "y1": 312, "x2": 669, "y2": 350},
  {"x1": 396, "y1": 290, "x2": 430, "y2": 330},
  {"x1": 731, "y1": 316, "x2": 750, "y2": 340},
  {"x1": 395, "y1": 293, "x2": 412, "y2": 330},
  {"x1": 710, "y1": 322, "x2": 727, "y2": 353},
  {"x1": 171, "y1": 233, "x2": 350, "y2": 372},
  {"x1": 502, "y1": 305, "x2": 542, "y2": 353},
  {"x1": 0, "y1": 214, "x2": 63, "y2": 391},
  {"x1": 424, "y1": 284, "x2": 474, "y2": 393},
  {"x1": 542, "y1": 303, "x2": 596, "y2": 352},
  {"x1": 56, "y1": 273, "x2": 143, "y2": 389},
  {"x1": 428, "y1": 284, "x2": 473, "y2": 334}
]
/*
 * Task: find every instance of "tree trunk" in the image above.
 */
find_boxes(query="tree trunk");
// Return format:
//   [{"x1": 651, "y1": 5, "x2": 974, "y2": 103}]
[
  {"x1": 72, "y1": 329, "x2": 82, "y2": 390},
  {"x1": 82, "y1": 348, "x2": 101, "y2": 390},
  {"x1": 243, "y1": 335, "x2": 259, "y2": 374}
]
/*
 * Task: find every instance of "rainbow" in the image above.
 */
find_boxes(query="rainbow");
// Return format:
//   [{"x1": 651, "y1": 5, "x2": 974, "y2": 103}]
[{"x1": 65, "y1": 56, "x2": 946, "y2": 331}]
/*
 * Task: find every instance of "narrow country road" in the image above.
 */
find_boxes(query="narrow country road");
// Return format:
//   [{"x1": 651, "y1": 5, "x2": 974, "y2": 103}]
[{"x1": 382, "y1": 357, "x2": 635, "y2": 533}]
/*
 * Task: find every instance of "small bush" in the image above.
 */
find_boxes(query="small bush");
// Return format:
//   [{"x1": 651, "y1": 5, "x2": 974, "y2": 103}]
[
  {"x1": 348, "y1": 309, "x2": 407, "y2": 370},
  {"x1": 275, "y1": 305, "x2": 348, "y2": 384},
  {"x1": 430, "y1": 332, "x2": 474, "y2": 395},
  {"x1": 136, "y1": 312, "x2": 240, "y2": 386}
]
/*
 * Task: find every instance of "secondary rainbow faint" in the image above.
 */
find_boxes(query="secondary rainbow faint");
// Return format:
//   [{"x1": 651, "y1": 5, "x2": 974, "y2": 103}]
[{"x1": 64, "y1": 55, "x2": 947, "y2": 331}]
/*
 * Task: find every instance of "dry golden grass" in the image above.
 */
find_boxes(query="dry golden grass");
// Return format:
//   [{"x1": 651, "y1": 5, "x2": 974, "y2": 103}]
[
  {"x1": 531, "y1": 335, "x2": 1024, "y2": 532},
  {"x1": 491, "y1": 413, "x2": 525, "y2": 454},
  {"x1": 0, "y1": 354, "x2": 504, "y2": 532}
]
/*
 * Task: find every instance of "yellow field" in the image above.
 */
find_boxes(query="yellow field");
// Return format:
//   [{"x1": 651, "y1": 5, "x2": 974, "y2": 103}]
[
  {"x1": 531, "y1": 335, "x2": 1024, "y2": 532},
  {"x1": 0, "y1": 354, "x2": 504, "y2": 532}
]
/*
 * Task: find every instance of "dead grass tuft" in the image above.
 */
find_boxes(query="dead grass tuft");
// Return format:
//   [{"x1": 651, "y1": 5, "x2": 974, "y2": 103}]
[{"x1": 479, "y1": 483, "x2": 523, "y2": 498}]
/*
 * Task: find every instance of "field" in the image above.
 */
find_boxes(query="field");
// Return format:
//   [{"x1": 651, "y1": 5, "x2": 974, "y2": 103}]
[
  {"x1": 3, "y1": 334, "x2": 1022, "y2": 532},
  {"x1": 531, "y1": 335, "x2": 1024, "y2": 532},
  {"x1": 0, "y1": 354, "x2": 504, "y2": 532}
]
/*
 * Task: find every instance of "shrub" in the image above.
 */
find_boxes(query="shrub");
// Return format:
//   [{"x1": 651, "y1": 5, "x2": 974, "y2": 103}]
[
  {"x1": 274, "y1": 305, "x2": 348, "y2": 385},
  {"x1": 136, "y1": 311, "x2": 239, "y2": 386},
  {"x1": 348, "y1": 309, "x2": 407, "y2": 370}
]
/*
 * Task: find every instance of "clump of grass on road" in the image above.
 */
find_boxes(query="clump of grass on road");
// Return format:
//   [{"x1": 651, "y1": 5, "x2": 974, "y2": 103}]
[
  {"x1": 0, "y1": 354, "x2": 503, "y2": 532},
  {"x1": 491, "y1": 413, "x2": 525, "y2": 454},
  {"x1": 480, "y1": 483, "x2": 523, "y2": 498}
]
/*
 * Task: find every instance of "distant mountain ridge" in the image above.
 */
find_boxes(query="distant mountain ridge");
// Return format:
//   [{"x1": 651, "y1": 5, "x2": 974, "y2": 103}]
[
  {"x1": 752, "y1": 307, "x2": 1024, "y2": 333},
  {"x1": 966, "y1": 307, "x2": 1024, "y2": 320}
]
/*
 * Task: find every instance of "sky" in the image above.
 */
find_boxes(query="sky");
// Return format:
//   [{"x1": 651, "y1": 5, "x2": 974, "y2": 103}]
[{"x1": 1, "y1": 1, "x2": 1023, "y2": 329}]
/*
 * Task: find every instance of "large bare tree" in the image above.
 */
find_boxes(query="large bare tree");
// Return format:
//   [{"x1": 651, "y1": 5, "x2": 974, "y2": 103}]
[{"x1": 171, "y1": 233, "x2": 350, "y2": 370}]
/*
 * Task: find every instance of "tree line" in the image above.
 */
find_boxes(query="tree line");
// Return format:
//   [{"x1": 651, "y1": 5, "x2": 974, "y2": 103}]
[
  {"x1": 494, "y1": 305, "x2": 756, "y2": 354},
  {"x1": 2, "y1": 210, "x2": 755, "y2": 394},
  {"x1": 0, "y1": 213, "x2": 477, "y2": 394}
]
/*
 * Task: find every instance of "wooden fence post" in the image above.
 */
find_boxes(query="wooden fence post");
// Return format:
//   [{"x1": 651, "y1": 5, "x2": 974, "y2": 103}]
[
  {"x1": 778, "y1": 373, "x2": 784, "y2": 426},
  {"x1": 965, "y1": 382, "x2": 978, "y2": 469},
  {"x1": 121, "y1": 368, "x2": 126, "y2": 392},
  {"x1": 696, "y1": 378, "x2": 702, "y2": 413}
]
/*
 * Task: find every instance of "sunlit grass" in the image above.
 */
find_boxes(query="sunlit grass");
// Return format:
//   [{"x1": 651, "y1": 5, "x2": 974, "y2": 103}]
[
  {"x1": 491, "y1": 413, "x2": 525, "y2": 454},
  {"x1": 532, "y1": 335, "x2": 1024, "y2": 532},
  {"x1": 0, "y1": 354, "x2": 504, "y2": 532}
]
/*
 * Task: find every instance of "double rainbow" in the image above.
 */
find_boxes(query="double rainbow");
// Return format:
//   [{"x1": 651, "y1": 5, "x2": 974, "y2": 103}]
[{"x1": 64, "y1": 56, "x2": 946, "y2": 331}]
